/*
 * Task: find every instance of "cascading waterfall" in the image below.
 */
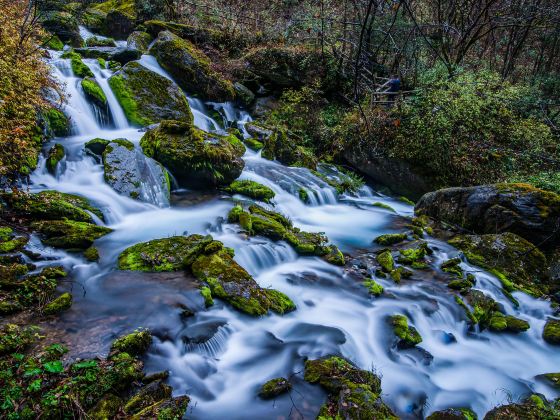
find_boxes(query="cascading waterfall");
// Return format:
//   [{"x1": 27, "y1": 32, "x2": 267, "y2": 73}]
[{"x1": 26, "y1": 29, "x2": 560, "y2": 420}]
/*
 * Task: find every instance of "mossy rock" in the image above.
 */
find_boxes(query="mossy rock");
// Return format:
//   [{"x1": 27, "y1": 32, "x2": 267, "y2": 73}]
[
  {"x1": 397, "y1": 241, "x2": 430, "y2": 266},
  {"x1": 234, "y1": 82, "x2": 255, "y2": 106},
  {"x1": 88, "y1": 394, "x2": 123, "y2": 419},
  {"x1": 427, "y1": 408, "x2": 477, "y2": 420},
  {"x1": 124, "y1": 379, "x2": 172, "y2": 414},
  {"x1": 376, "y1": 250, "x2": 394, "y2": 273},
  {"x1": 129, "y1": 395, "x2": 189, "y2": 420},
  {"x1": 41, "y1": 11, "x2": 83, "y2": 47},
  {"x1": 31, "y1": 220, "x2": 112, "y2": 250},
  {"x1": 441, "y1": 257, "x2": 463, "y2": 277},
  {"x1": 260, "y1": 128, "x2": 317, "y2": 169},
  {"x1": 44, "y1": 108, "x2": 70, "y2": 137},
  {"x1": 543, "y1": 319, "x2": 560, "y2": 345},
  {"x1": 457, "y1": 290, "x2": 499, "y2": 329},
  {"x1": 62, "y1": 50, "x2": 94, "y2": 78},
  {"x1": 149, "y1": 30, "x2": 235, "y2": 101},
  {"x1": 259, "y1": 377, "x2": 291, "y2": 399},
  {"x1": 118, "y1": 235, "x2": 213, "y2": 272},
  {"x1": 43, "y1": 292, "x2": 72, "y2": 315},
  {"x1": 111, "y1": 329, "x2": 152, "y2": 356},
  {"x1": 225, "y1": 180, "x2": 275, "y2": 203},
  {"x1": 364, "y1": 278, "x2": 384, "y2": 297},
  {"x1": 46, "y1": 143, "x2": 65, "y2": 175},
  {"x1": 542, "y1": 373, "x2": 560, "y2": 388},
  {"x1": 84, "y1": 246, "x2": 100, "y2": 262},
  {"x1": 109, "y1": 62, "x2": 193, "y2": 127},
  {"x1": 488, "y1": 312, "x2": 530, "y2": 333},
  {"x1": 44, "y1": 34, "x2": 65, "y2": 50},
  {"x1": 390, "y1": 314, "x2": 422, "y2": 348},
  {"x1": 243, "y1": 137, "x2": 264, "y2": 151},
  {"x1": 449, "y1": 232, "x2": 548, "y2": 297},
  {"x1": 85, "y1": 138, "x2": 110, "y2": 157},
  {"x1": 86, "y1": 36, "x2": 116, "y2": 47},
  {"x1": 374, "y1": 233, "x2": 407, "y2": 246},
  {"x1": 3, "y1": 190, "x2": 104, "y2": 223},
  {"x1": 372, "y1": 202, "x2": 396, "y2": 212},
  {"x1": 140, "y1": 120, "x2": 245, "y2": 189},
  {"x1": 304, "y1": 356, "x2": 397, "y2": 419},
  {"x1": 90, "y1": 0, "x2": 136, "y2": 39},
  {"x1": 82, "y1": 77, "x2": 108, "y2": 107},
  {"x1": 484, "y1": 395, "x2": 557, "y2": 419},
  {"x1": 126, "y1": 31, "x2": 152, "y2": 53}
]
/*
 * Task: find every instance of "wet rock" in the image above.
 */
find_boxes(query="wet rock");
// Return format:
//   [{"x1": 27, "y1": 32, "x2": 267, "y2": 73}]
[
  {"x1": 390, "y1": 314, "x2": 423, "y2": 348},
  {"x1": 376, "y1": 250, "x2": 394, "y2": 272},
  {"x1": 228, "y1": 204, "x2": 344, "y2": 265},
  {"x1": 32, "y1": 220, "x2": 112, "y2": 250},
  {"x1": 543, "y1": 318, "x2": 560, "y2": 345},
  {"x1": 2, "y1": 190, "x2": 104, "y2": 223},
  {"x1": 43, "y1": 292, "x2": 72, "y2": 315},
  {"x1": 40, "y1": 11, "x2": 83, "y2": 47},
  {"x1": 259, "y1": 377, "x2": 292, "y2": 399},
  {"x1": 224, "y1": 180, "x2": 275, "y2": 203},
  {"x1": 427, "y1": 408, "x2": 477, "y2": 419},
  {"x1": 124, "y1": 380, "x2": 172, "y2": 414},
  {"x1": 416, "y1": 183, "x2": 560, "y2": 250},
  {"x1": 149, "y1": 30, "x2": 235, "y2": 101},
  {"x1": 127, "y1": 31, "x2": 153, "y2": 53},
  {"x1": 81, "y1": 77, "x2": 107, "y2": 107},
  {"x1": 364, "y1": 278, "x2": 384, "y2": 296},
  {"x1": 111, "y1": 329, "x2": 152, "y2": 356},
  {"x1": 129, "y1": 395, "x2": 189, "y2": 420},
  {"x1": 44, "y1": 107, "x2": 70, "y2": 137},
  {"x1": 102, "y1": 139, "x2": 170, "y2": 203},
  {"x1": 84, "y1": 246, "x2": 100, "y2": 262},
  {"x1": 45, "y1": 143, "x2": 65, "y2": 175},
  {"x1": 182, "y1": 320, "x2": 226, "y2": 344},
  {"x1": 374, "y1": 233, "x2": 408, "y2": 246},
  {"x1": 540, "y1": 372, "x2": 560, "y2": 388},
  {"x1": 234, "y1": 82, "x2": 255, "y2": 106},
  {"x1": 109, "y1": 47, "x2": 142, "y2": 65},
  {"x1": 109, "y1": 62, "x2": 193, "y2": 127},
  {"x1": 484, "y1": 394, "x2": 556, "y2": 419},
  {"x1": 449, "y1": 232, "x2": 548, "y2": 297},
  {"x1": 488, "y1": 312, "x2": 530, "y2": 333},
  {"x1": 86, "y1": 36, "x2": 116, "y2": 47},
  {"x1": 118, "y1": 234, "x2": 295, "y2": 316},
  {"x1": 85, "y1": 138, "x2": 110, "y2": 157},
  {"x1": 88, "y1": 394, "x2": 123, "y2": 419},
  {"x1": 304, "y1": 356, "x2": 397, "y2": 419},
  {"x1": 140, "y1": 120, "x2": 245, "y2": 189}
]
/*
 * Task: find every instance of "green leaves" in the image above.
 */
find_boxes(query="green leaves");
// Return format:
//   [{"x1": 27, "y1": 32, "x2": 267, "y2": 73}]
[{"x1": 43, "y1": 360, "x2": 63, "y2": 374}]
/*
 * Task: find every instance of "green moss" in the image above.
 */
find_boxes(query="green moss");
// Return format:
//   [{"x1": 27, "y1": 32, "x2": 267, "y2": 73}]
[
  {"x1": 244, "y1": 137, "x2": 264, "y2": 151},
  {"x1": 98, "y1": 57, "x2": 107, "y2": 68},
  {"x1": 88, "y1": 394, "x2": 123, "y2": 419},
  {"x1": 398, "y1": 242, "x2": 429, "y2": 265},
  {"x1": 449, "y1": 232, "x2": 548, "y2": 297},
  {"x1": 4, "y1": 190, "x2": 104, "y2": 222},
  {"x1": 111, "y1": 329, "x2": 152, "y2": 356},
  {"x1": 64, "y1": 51, "x2": 94, "y2": 78},
  {"x1": 0, "y1": 236, "x2": 28, "y2": 253},
  {"x1": 92, "y1": 0, "x2": 136, "y2": 18},
  {"x1": 364, "y1": 278, "x2": 383, "y2": 297},
  {"x1": 84, "y1": 246, "x2": 100, "y2": 262},
  {"x1": 200, "y1": 286, "x2": 213, "y2": 308},
  {"x1": 82, "y1": 77, "x2": 107, "y2": 106},
  {"x1": 441, "y1": 258, "x2": 464, "y2": 277},
  {"x1": 543, "y1": 319, "x2": 560, "y2": 345},
  {"x1": 31, "y1": 219, "x2": 112, "y2": 250},
  {"x1": 304, "y1": 356, "x2": 396, "y2": 419},
  {"x1": 45, "y1": 34, "x2": 64, "y2": 50},
  {"x1": 324, "y1": 245, "x2": 345, "y2": 266},
  {"x1": 543, "y1": 373, "x2": 560, "y2": 388},
  {"x1": 225, "y1": 180, "x2": 275, "y2": 203},
  {"x1": 0, "y1": 227, "x2": 13, "y2": 242},
  {"x1": 44, "y1": 108, "x2": 70, "y2": 137},
  {"x1": 372, "y1": 202, "x2": 396, "y2": 212},
  {"x1": 374, "y1": 233, "x2": 407, "y2": 246},
  {"x1": 43, "y1": 292, "x2": 72, "y2": 315},
  {"x1": 46, "y1": 143, "x2": 65, "y2": 175},
  {"x1": 298, "y1": 188, "x2": 309, "y2": 203},
  {"x1": 259, "y1": 377, "x2": 292, "y2": 399},
  {"x1": 85, "y1": 138, "x2": 110, "y2": 156},
  {"x1": 376, "y1": 250, "x2": 394, "y2": 272},
  {"x1": 399, "y1": 196, "x2": 415, "y2": 205},
  {"x1": 427, "y1": 408, "x2": 477, "y2": 420},
  {"x1": 390, "y1": 266, "x2": 413, "y2": 283},
  {"x1": 448, "y1": 274, "x2": 476, "y2": 291},
  {"x1": 264, "y1": 289, "x2": 296, "y2": 314},
  {"x1": 390, "y1": 314, "x2": 422, "y2": 347},
  {"x1": 118, "y1": 235, "x2": 212, "y2": 272},
  {"x1": 86, "y1": 36, "x2": 116, "y2": 47}
]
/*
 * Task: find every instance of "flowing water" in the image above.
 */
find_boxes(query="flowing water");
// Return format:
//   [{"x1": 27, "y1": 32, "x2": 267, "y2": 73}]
[{"x1": 25, "y1": 31, "x2": 560, "y2": 419}]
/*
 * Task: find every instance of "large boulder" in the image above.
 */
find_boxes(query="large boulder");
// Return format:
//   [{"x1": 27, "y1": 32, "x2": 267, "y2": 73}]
[
  {"x1": 108, "y1": 62, "x2": 193, "y2": 127},
  {"x1": 140, "y1": 120, "x2": 245, "y2": 189},
  {"x1": 102, "y1": 139, "x2": 170, "y2": 205},
  {"x1": 149, "y1": 30, "x2": 235, "y2": 101},
  {"x1": 126, "y1": 31, "x2": 153, "y2": 53},
  {"x1": 416, "y1": 184, "x2": 560, "y2": 250},
  {"x1": 41, "y1": 11, "x2": 83, "y2": 47},
  {"x1": 89, "y1": 0, "x2": 137, "y2": 39}
]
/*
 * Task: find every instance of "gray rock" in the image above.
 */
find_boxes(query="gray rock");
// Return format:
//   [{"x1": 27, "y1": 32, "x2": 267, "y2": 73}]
[
  {"x1": 126, "y1": 31, "x2": 153, "y2": 53},
  {"x1": 103, "y1": 139, "x2": 170, "y2": 206},
  {"x1": 109, "y1": 47, "x2": 142, "y2": 65}
]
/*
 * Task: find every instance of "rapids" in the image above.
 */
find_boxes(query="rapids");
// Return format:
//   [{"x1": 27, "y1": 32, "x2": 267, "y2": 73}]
[{"x1": 26, "y1": 27, "x2": 560, "y2": 419}]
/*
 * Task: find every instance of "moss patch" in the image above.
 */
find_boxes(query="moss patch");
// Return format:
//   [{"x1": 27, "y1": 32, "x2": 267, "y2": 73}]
[
  {"x1": 43, "y1": 292, "x2": 72, "y2": 315},
  {"x1": 374, "y1": 233, "x2": 407, "y2": 246},
  {"x1": 543, "y1": 319, "x2": 560, "y2": 345},
  {"x1": 364, "y1": 278, "x2": 384, "y2": 297},
  {"x1": 259, "y1": 377, "x2": 291, "y2": 399},
  {"x1": 46, "y1": 143, "x2": 65, "y2": 175},
  {"x1": 32, "y1": 220, "x2": 112, "y2": 250},
  {"x1": 390, "y1": 314, "x2": 422, "y2": 348},
  {"x1": 82, "y1": 77, "x2": 107, "y2": 106},
  {"x1": 225, "y1": 180, "x2": 275, "y2": 203}
]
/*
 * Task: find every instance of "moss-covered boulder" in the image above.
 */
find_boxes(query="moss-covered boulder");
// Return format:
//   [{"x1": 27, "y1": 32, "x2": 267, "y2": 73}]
[
  {"x1": 376, "y1": 250, "x2": 394, "y2": 272},
  {"x1": 364, "y1": 278, "x2": 384, "y2": 297},
  {"x1": 304, "y1": 356, "x2": 397, "y2": 419},
  {"x1": 149, "y1": 30, "x2": 235, "y2": 101},
  {"x1": 102, "y1": 139, "x2": 170, "y2": 203},
  {"x1": 258, "y1": 377, "x2": 291, "y2": 399},
  {"x1": 543, "y1": 319, "x2": 560, "y2": 345},
  {"x1": 449, "y1": 232, "x2": 548, "y2": 297},
  {"x1": 234, "y1": 82, "x2": 255, "y2": 106},
  {"x1": 46, "y1": 143, "x2": 65, "y2": 175},
  {"x1": 126, "y1": 31, "x2": 153, "y2": 53},
  {"x1": 41, "y1": 11, "x2": 83, "y2": 47},
  {"x1": 3, "y1": 190, "x2": 104, "y2": 223},
  {"x1": 85, "y1": 138, "x2": 110, "y2": 157},
  {"x1": 390, "y1": 314, "x2": 423, "y2": 348},
  {"x1": 81, "y1": 77, "x2": 108, "y2": 107},
  {"x1": 484, "y1": 395, "x2": 557, "y2": 419},
  {"x1": 416, "y1": 184, "x2": 560, "y2": 250},
  {"x1": 124, "y1": 379, "x2": 171, "y2": 414},
  {"x1": 140, "y1": 120, "x2": 245, "y2": 189},
  {"x1": 225, "y1": 180, "x2": 275, "y2": 203},
  {"x1": 118, "y1": 234, "x2": 295, "y2": 316},
  {"x1": 488, "y1": 312, "x2": 530, "y2": 333},
  {"x1": 90, "y1": 0, "x2": 136, "y2": 39},
  {"x1": 43, "y1": 292, "x2": 72, "y2": 315},
  {"x1": 260, "y1": 127, "x2": 317, "y2": 169},
  {"x1": 84, "y1": 246, "x2": 100, "y2": 262},
  {"x1": 86, "y1": 36, "x2": 116, "y2": 47},
  {"x1": 228, "y1": 204, "x2": 344, "y2": 265},
  {"x1": 108, "y1": 62, "x2": 193, "y2": 127},
  {"x1": 44, "y1": 108, "x2": 70, "y2": 137},
  {"x1": 62, "y1": 50, "x2": 94, "y2": 78},
  {"x1": 32, "y1": 220, "x2": 111, "y2": 250},
  {"x1": 129, "y1": 395, "x2": 189, "y2": 419}
]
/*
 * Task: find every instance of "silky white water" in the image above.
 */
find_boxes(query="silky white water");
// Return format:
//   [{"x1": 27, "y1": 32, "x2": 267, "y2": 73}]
[{"x1": 27, "y1": 39, "x2": 560, "y2": 419}]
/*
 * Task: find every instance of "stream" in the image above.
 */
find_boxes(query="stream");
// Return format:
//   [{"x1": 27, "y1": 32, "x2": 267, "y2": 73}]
[{"x1": 26, "y1": 28, "x2": 560, "y2": 419}]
